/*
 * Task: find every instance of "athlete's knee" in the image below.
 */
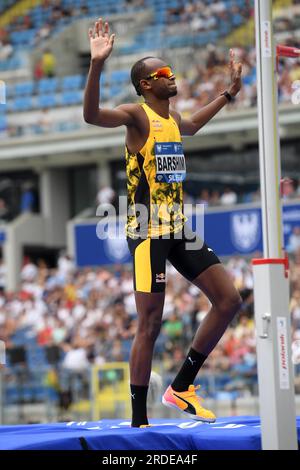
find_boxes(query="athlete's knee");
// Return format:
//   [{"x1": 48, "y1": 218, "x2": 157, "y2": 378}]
[
  {"x1": 136, "y1": 315, "x2": 162, "y2": 344},
  {"x1": 217, "y1": 290, "x2": 242, "y2": 318},
  {"x1": 147, "y1": 317, "x2": 162, "y2": 342}
]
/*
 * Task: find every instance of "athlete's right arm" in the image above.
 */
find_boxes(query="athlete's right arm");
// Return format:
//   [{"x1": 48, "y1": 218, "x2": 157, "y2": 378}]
[{"x1": 83, "y1": 18, "x2": 134, "y2": 128}]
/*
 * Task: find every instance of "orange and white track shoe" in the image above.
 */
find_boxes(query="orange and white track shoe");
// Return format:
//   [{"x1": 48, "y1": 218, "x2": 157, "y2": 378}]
[{"x1": 162, "y1": 384, "x2": 216, "y2": 423}]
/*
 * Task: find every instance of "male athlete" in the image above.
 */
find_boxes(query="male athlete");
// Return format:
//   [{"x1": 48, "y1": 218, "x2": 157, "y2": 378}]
[{"x1": 84, "y1": 18, "x2": 243, "y2": 427}]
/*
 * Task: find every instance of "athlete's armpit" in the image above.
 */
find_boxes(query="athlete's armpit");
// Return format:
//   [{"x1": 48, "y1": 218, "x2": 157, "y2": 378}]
[
  {"x1": 178, "y1": 118, "x2": 199, "y2": 136},
  {"x1": 170, "y1": 109, "x2": 196, "y2": 136}
]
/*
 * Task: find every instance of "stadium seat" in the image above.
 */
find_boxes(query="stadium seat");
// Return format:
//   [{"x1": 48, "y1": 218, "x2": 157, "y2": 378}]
[
  {"x1": 10, "y1": 29, "x2": 36, "y2": 46},
  {"x1": 26, "y1": 346, "x2": 48, "y2": 370},
  {"x1": 5, "y1": 84, "x2": 14, "y2": 98},
  {"x1": 37, "y1": 94, "x2": 57, "y2": 108},
  {"x1": 14, "y1": 82, "x2": 35, "y2": 97},
  {"x1": 154, "y1": 334, "x2": 167, "y2": 355},
  {"x1": 37, "y1": 78, "x2": 58, "y2": 94},
  {"x1": 5, "y1": 386, "x2": 20, "y2": 404},
  {"x1": 233, "y1": 14, "x2": 243, "y2": 27},
  {"x1": 11, "y1": 327, "x2": 37, "y2": 347},
  {"x1": 100, "y1": 72, "x2": 107, "y2": 86},
  {"x1": 110, "y1": 70, "x2": 130, "y2": 83},
  {"x1": 60, "y1": 90, "x2": 82, "y2": 106},
  {"x1": 109, "y1": 86, "x2": 122, "y2": 99},
  {"x1": 22, "y1": 385, "x2": 35, "y2": 402},
  {"x1": 121, "y1": 340, "x2": 132, "y2": 361},
  {"x1": 10, "y1": 96, "x2": 34, "y2": 112},
  {"x1": 0, "y1": 113, "x2": 6, "y2": 132},
  {"x1": 0, "y1": 55, "x2": 21, "y2": 71},
  {"x1": 55, "y1": 121, "x2": 80, "y2": 132},
  {"x1": 61, "y1": 75, "x2": 83, "y2": 90}
]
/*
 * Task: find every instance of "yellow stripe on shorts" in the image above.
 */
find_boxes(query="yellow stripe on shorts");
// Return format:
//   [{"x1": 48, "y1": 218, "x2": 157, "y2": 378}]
[{"x1": 134, "y1": 238, "x2": 152, "y2": 292}]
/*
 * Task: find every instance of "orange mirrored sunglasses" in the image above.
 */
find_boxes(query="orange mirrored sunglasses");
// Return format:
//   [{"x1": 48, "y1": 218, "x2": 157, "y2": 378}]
[{"x1": 145, "y1": 66, "x2": 175, "y2": 80}]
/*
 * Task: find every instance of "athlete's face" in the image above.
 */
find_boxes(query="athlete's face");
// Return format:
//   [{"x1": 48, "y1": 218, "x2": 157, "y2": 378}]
[{"x1": 140, "y1": 59, "x2": 177, "y2": 99}]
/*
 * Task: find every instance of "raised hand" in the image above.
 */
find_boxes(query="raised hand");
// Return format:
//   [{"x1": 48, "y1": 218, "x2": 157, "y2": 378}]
[
  {"x1": 88, "y1": 18, "x2": 115, "y2": 63},
  {"x1": 228, "y1": 49, "x2": 242, "y2": 97}
]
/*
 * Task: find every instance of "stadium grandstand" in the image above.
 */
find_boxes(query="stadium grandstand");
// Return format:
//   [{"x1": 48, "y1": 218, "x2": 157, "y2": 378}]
[{"x1": 0, "y1": 0, "x2": 300, "y2": 438}]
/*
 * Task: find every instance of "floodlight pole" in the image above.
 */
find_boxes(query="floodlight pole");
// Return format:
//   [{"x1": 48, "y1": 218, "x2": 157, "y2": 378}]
[{"x1": 253, "y1": 0, "x2": 297, "y2": 449}]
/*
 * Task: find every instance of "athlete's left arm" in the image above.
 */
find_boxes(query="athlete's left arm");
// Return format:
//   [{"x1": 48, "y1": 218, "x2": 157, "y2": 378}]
[{"x1": 175, "y1": 50, "x2": 242, "y2": 136}]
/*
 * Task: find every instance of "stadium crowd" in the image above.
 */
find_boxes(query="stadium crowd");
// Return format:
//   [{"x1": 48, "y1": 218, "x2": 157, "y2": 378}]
[
  {"x1": 3, "y1": 39, "x2": 300, "y2": 140},
  {"x1": 1, "y1": 1, "x2": 300, "y2": 401},
  {"x1": 1, "y1": 0, "x2": 250, "y2": 47},
  {"x1": 0, "y1": 0, "x2": 300, "y2": 137},
  {"x1": 1, "y1": 248, "x2": 300, "y2": 391},
  {"x1": 182, "y1": 177, "x2": 300, "y2": 208}
]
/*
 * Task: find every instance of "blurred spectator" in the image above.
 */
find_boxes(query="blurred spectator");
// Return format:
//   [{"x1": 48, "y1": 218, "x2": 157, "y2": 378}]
[
  {"x1": 0, "y1": 198, "x2": 9, "y2": 221},
  {"x1": 37, "y1": 319, "x2": 53, "y2": 345},
  {"x1": 297, "y1": 179, "x2": 300, "y2": 197},
  {"x1": 20, "y1": 182, "x2": 35, "y2": 213},
  {"x1": 282, "y1": 177, "x2": 297, "y2": 199},
  {"x1": 96, "y1": 185, "x2": 116, "y2": 207},
  {"x1": 109, "y1": 338, "x2": 124, "y2": 361},
  {"x1": 35, "y1": 23, "x2": 52, "y2": 43},
  {"x1": 126, "y1": 0, "x2": 145, "y2": 6},
  {"x1": 287, "y1": 227, "x2": 300, "y2": 254},
  {"x1": 62, "y1": 341, "x2": 90, "y2": 372},
  {"x1": 234, "y1": 313, "x2": 254, "y2": 340},
  {"x1": 41, "y1": 49, "x2": 56, "y2": 78},
  {"x1": 291, "y1": 250, "x2": 300, "y2": 290},
  {"x1": 163, "y1": 312, "x2": 183, "y2": 340},
  {"x1": 57, "y1": 253, "x2": 75, "y2": 280},
  {"x1": 210, "y1": 190, "x2": 220, "y2": 206},
  {"x1": 0, "y1": 38, "x2": 13, "y2": 61},
  {"x1": 21, "y1": 257, "x2": 38, "y2": 282},
  {"x1": 36, "y1": 108, "x2": 53, "y2": 134},
  {"x1": 0, "y1": 258, "x2": 6, "y2": 291},
  {"x1": 220, "y1": 187, "x2": 238, "y2": 205},
  {"x1": 194, "y1": 295, "x2": 211, "y2": 325},
  {"x1": 175, "y1": 88, "x2": 197, "y2": 117},
  {"x1": 183, "y1": 191, "x2": 194, "y2": 205},
  {"x1": 164, "y1": 346, "x2": 185, "y2": 373},
  {"x1": 226, "y1": 254, "x2": 247, "y2": 273},
  {"x1": 291, "y1": 289, "x2": 300, "y2": 330},
  {"x1": 33, "y1": 59, "x2": 44, "y2": 80},
  {"x1": 196, "y1": 189, "x2": 210, "y2": 207}
]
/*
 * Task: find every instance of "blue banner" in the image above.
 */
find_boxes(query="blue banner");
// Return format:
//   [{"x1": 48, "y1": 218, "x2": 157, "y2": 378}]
[
  {"x1": 74, "y1": 203, "x2": 300, "y2": 267},
  {"x1": 75, "y1": 223, "x2": 131, "y2": 267}
]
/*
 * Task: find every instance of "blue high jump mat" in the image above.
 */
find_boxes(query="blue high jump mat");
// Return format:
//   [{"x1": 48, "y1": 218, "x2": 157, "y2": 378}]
[{"x1": 0, "y1": 416, "x2": 300, "y2": 450}]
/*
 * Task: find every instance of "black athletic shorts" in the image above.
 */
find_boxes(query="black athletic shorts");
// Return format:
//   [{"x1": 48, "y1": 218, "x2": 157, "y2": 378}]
[{"x1": 127, "y1": 224, "x2": 220, "y2": 293}]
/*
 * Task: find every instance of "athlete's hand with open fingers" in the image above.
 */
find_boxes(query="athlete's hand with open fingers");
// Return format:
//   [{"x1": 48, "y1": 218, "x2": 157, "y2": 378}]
[
  {"x1": 228, "y1": 49, "x2": 242, "y2": 97},
  {"x1": 88, "y1": 18, "x2": 115, "y2": 63}
]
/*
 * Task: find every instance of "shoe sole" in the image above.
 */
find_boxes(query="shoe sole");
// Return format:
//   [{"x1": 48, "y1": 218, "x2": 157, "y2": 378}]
[{"x1": 162, "y1": 396, "x2": 216, "y2": 423}]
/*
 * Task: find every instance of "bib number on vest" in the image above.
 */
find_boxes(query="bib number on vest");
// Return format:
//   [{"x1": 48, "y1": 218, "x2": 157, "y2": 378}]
[{"x1": 155, "y1": 142, "x2": 186, "y2": 183}]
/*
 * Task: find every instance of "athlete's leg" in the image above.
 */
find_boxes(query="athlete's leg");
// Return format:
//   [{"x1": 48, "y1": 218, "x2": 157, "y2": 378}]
[
  {"x1": 191, "y1": 263, "x2": 242, "y2": 355},
  {"x1": 169, "y1": 240, "x2": 242, "y2": 391},
  {"x1": 168, "y1": 229, "x2": 242, "y2": 354},
  {"x1": 162, "y1": 233, "x2": 242, "y2": 421},
  {"x1": 130, "y1": 291, "x2": 165, "y2": 386},
  {"x1": 130, "y1": 291, "x2": 165, "y2": 427},
  {"x1": 127, "y1": 237, "x2": 169, "y2": 426}
]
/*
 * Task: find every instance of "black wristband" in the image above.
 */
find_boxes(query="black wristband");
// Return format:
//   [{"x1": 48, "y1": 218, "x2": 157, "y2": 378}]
[{"x1": 221, "y1": 91, "x2": 234, "y2": 102}]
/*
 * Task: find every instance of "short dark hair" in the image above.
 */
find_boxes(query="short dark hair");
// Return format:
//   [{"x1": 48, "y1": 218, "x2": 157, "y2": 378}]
[{"x1": 131, "y1": 56, "x2": 156, "y2": 96}]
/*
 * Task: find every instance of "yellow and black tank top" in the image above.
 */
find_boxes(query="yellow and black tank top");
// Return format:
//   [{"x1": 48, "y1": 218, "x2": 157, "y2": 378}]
[{"x1": 126, "y1": 103, "x2": 187, "y2": 239}]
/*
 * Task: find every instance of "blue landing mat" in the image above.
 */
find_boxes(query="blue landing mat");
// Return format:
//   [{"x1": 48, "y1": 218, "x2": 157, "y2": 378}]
[{"x1": 0, "y1": 416, "x2": 300, "y2": 450}]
